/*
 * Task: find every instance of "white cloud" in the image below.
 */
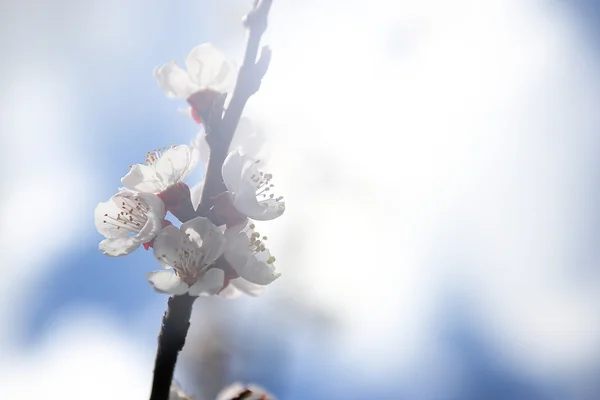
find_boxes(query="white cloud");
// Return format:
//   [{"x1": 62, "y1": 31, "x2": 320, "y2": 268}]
[
  {"x1": 243, "y1": 0, "x2": 600, "y2": 382},
  {"x1": 0, "y1": 64, "x2": 97, "y2": 347},
  {"x1": 0, "y1": 308, "x2": 151, "y2": 400}
]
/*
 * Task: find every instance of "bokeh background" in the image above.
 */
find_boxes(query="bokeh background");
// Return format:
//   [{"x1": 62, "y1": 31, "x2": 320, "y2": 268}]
[{"x1": 2, "y1": 0, "x2": 600, "y2": 398}]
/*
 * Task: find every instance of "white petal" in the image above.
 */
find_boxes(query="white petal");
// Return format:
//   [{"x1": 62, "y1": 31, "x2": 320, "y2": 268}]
[
  {"x1": 154, "y1": 145, "x2": 191, "y2": 187},
  {"x1": 99, "y1": 237, "x2": 140, "y2": 256},
  {"x1": 147, "y1": 270, "x2": 189, "y2": 295},
  {"x1": 94, "y1": 198, "x2": 123, "y2": 238},
  {"x1": 185, "y1": 43, "x2": 235, "y2": 91},
  {"x1": 230, "y1": 278, "x2": 265, "y2": 297},
  {"x1": 153, "y1": 225, "x2": 184, "y2": 268},
  {"x1": 231, "y1": 117, "x2": 267, "y2": 160},
  {"x1": 223, "y1": 220, "x2": 249, "y2": 239},
  {"x1": 154, "y1": 61, "x2": 199, "y2": 99},
  {"x1": 181, "y1": 217, "x2": 226, "y2": 264},
  {"x1": 137, "y1": 192, "x2": 166, "y2": 217},
  {"x1": 218, "y1": 283, "x2": 243, "y2": 299},
  {"x1": 223, "y1": 232, "x2": 251, "y2": 268},
  {"x1": 233, "y1": 181, "x2": 270, "y2": 219},
  {"x1": 197, "y1": 131, "x2": 210, "y2": 166},
  {"x1": 234, "y1": 257, "x2": 280, "y2": 286},
  {"x1": 190, "y1": 181, "x2": 204, "y2": 209},
  {"x1": 188, "y1": 268, "x2": 225, "y2": 296},
  {"x1": 121, "y1": 164, "x2": 163, "y2": 193},
  {"x1": 222, "y1": 151, "x2": 244, "y2": 193},
  {"x1": 181, "y1": 134, "x2": 201, "y2": 181},
  {"x1": 240, "y1": 159, "x2": 260, "y2": 182},
  {"x1": 253, "y1": 199, "x2": 286, "y2": 221},
  {"x1": 123, "y1": 192, "x2": 165, "y2": 243}
]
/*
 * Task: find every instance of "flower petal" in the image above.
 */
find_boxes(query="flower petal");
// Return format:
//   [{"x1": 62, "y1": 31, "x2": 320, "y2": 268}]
[
  {"x1": 99, "y1": 237, "x2": 140, "y2": 256},
  {"x1": 190, "y1": 181, "x2": 204, "y2": 209},
  {"x1": 181, "y1": 134, "x2": 201, "y2": 181},
  {"x1": 222, "y1": 151, "x2": 244, "y2": 193},
  {"x1": 153, "y1": 225, "x2": 184, "y2": 268},
  {"x1": 127, "y1": 192, "x2": 165, "y2": 243},
  {"x1": 121, "y1": 164, "x2": 163, "y2": 193},
  {"x1": 230, "y1": 117, "x2": 267, "y2": 160},
  {"x1": 230, "y1": 278, "x2": 265, "y2": 297},
  {"x1": 181, "y1": 217, "x2": 226, "y2": 264},
  {"x1": 254, "y1": 199, "x2": 286, "y2": 221},
  {"x1": 232, "y1": 180, "x2": 271, "y2": 219},
  {"x1": 234, "y1": 257, "x2": 280, "y2": 286},
  {"x1": 154, "y1": 145, "x2": 191, "y2": 187},
  {"x1": 147, "y1": 270, "x2": 189, "y2": 295},
  {"x1": 218, "y1": 282, "x2": 243, "y2": 299},
  {"x1": 188, "y1": 268, "x2": 225, "y2": 296},
  {"x1": 154, "y1": 61, "x2": 199, "y2": 99},
  {"x1": 185, "y1": 43, "x2": 236, "y2": 92},
  {"x1": 94, "y1": 197, "x2": 123, "y2": 238},
  {"x1": 223, "y1": 231, "x2": 251, "y2": 269}
]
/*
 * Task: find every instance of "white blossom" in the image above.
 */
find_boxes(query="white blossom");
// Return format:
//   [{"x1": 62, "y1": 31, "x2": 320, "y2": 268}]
[
  {"x1": 218, "y1": 277, "x2": 266, "y2": 299},
  {"x1": 94, "y1": 190, "x2": 165, "y2": 256},
  {"x1": 216, "y1": 382, "x2": 274, "y2": 400},
  {"x1": 155, "y1": 43, "x2": 237, "y2": 123},
  {"x1": 221, "y1": 151, "x2": 285, "y2": 221},
  {"x1": 121, "y1": 136, "x2": 200, "y2": 194},
  {"x1": 223, "y1": 222, "x2": 281, "y2": 286},
  {"x1": 147, "y1": 217, "x2": 226, "y2": 296}
]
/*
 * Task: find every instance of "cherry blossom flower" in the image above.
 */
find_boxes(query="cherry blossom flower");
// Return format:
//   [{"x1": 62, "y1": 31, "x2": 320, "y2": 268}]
[
  {"x1": 216, "y1": 382, "x2": 274, "y2": 400},
  {"x1": 223, "y1": 222, "x2": 281, "y2": 286},
  {"x1": 94, "y1": 190, "x2": 165, "y2": 256},
  {"x1": 155, "y1": 43, "x2": 237, "y2": 124},
  {"x1": 121, "y1": 136, "x2": 200, "y2": 197},
  {"x1": 218, "y1": 151, "x2": 285, "y2": 222},
  {"x1": 147, "y1": 217, "x2": 226, "y2": 296},
  {"x1": 218, "y1": 277, "x2": 266, "y2": 299}
]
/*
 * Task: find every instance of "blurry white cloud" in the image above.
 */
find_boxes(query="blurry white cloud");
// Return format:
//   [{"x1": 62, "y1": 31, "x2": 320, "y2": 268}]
[
  {"x1": 0, "y1": 66, "x2": 97, "y2": 347},
  {"x1": 0, "y1": 308, "x2": 150, "y2": 399},
  {"x1": 243, "y1": 0, "x2": 600, "y2": 384}
]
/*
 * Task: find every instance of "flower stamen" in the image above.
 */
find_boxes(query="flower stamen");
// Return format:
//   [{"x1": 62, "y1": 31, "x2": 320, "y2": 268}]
[
  {"x1": 143, "y1": 144, "x2": 174, "y2": 166},
  {"x1": 102, "y1": 196, "x2": 149, "y2": 234}
]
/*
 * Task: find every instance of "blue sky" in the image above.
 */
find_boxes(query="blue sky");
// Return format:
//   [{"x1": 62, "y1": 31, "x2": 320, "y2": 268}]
[{"x1": 2, "y1": 0, "x2": 600, "y2": 399}]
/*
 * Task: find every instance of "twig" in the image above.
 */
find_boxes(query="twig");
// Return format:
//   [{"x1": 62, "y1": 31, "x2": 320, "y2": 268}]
[
  {"x1": 149, "y1": 294, "x2": 197, "y2": 400},
  {"x1": 197, "y1": 0, "x2": 273, "y2": 218},
  {"x1": 148, "y1": 2, "x2": 274, "y2": 399}
]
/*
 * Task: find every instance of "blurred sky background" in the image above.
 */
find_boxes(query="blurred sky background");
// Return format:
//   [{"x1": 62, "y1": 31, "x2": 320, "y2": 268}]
[{"x1": 2, "y1": 0, "x2": 600, "y2": 399}]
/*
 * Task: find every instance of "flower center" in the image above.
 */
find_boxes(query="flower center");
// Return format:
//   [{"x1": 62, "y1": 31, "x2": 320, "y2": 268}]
[
  {"x1": 247, "y1": 224, "x2": 276, "y2": 265},
  {"x1": 249, "y1": 162, "x2": 284, "y2": 208},
  {"x1": 102, "y1": 196, "x2": 149, "y2": 235},
  {"x1": 158, "y1": 233, "x2": 214, "y2": 285}
]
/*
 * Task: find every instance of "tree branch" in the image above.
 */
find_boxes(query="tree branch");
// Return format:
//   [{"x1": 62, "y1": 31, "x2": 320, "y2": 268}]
[
  {"x1": 149, "y1": 294, "x2": 197, "y2": 400},
  {"x1": 149, "y1": 3, "x2": 274, "y2": 399},
  {"x1": 197, "y1": 0, "x2": 273, "y2": 219}
]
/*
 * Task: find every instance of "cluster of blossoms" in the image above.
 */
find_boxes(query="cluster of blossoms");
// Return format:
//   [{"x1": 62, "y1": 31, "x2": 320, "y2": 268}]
[{"x1": 94, "y1": 43, "x2": 284, "y2": 298}]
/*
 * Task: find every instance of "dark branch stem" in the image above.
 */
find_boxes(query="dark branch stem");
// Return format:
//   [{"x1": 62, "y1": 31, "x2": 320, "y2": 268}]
[
  {"x1": 149, "y1": 294, "x2": 197, "y2": 400},
  {"x1": 197, "y1": 0, "x2": 272, "y2": 219},
  {"x1": 149, "y1": 2, "x2": 273, "y2": 399}
]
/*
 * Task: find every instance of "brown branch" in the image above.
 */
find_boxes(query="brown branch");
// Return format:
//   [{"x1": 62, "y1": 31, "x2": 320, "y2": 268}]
[
  {"x1": 197, "y1": 0, "x2": 273, "y2": 219},
  {"x1": 149, "y1": 294, "x2": 197, "y2": 400},
  {"x1": 148, "y1": 3, "x2": 274, "y2": 400}
]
